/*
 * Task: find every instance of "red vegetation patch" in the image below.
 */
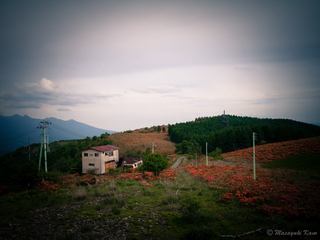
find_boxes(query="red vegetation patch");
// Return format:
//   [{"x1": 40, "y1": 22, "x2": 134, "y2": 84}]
[
  {"x1": 159, "y1": 169, "x2": 176, "y2": 180},
  {"x1": 117, "y1": 169, "x2": 176, "y2": 182},
  {"x1": 38, "y1": 180, "x2": 59, "y2": 191},
  {"x1": 222, "y1": 137, "x2": 320, "y2": 163},
  {"x1": 60, "y1": 169, "x2": 176, "y2": 188},
  {"x1": 185, "y1": 164, "x2": 320, "y2": 218}
]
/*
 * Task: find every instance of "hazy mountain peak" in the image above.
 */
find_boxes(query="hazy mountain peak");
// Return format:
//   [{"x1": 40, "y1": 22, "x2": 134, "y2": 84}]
[{"x1": 0, "y1": 115, "x2": 114, "y2": 155}]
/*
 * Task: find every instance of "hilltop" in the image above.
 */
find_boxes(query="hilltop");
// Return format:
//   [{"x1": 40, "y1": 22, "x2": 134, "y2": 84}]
[{"x1": 169, "y1": 115, "x2": 320, "y2": 153}]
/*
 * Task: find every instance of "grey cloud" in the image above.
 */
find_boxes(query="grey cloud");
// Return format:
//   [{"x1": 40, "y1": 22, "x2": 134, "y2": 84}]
[
  {"x1": 0, "y1": 89, "x2": 118, "y2": 110},
  {"x1": 245, "y1": 89, "x2": 320, "y2": 106}
]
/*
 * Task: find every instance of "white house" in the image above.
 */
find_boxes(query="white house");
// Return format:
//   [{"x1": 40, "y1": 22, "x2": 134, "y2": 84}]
[{"x1": 82, "y1": 145, "x2": 119, "y2": 174}]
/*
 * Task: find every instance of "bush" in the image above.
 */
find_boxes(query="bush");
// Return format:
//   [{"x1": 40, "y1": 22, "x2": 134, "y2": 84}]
[
  {"x1": 141, "y1": 153, "x2": 168, "y2": 176},
  {"x1": 209, "y1": 147, "x2": 223, "y2": 160}
]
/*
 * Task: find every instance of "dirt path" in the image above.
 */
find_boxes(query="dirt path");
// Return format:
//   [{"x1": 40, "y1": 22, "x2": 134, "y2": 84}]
[{"x1": 171, "y1": 156, "x2": 187, "y2": 169}]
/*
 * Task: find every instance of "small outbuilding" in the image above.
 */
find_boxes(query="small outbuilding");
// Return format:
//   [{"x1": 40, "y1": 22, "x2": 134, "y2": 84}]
[
  {"x1": 82, "y1": 145, "x2": 119, "y2": 174},
  {"x1": 122, "y1": 157, "x2": 143, "y2": 169}
]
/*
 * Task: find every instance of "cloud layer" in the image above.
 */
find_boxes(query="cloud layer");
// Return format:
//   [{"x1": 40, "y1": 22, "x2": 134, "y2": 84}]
[{"x1": 0, "y1": 0, "x2": 319, "y2": 130}]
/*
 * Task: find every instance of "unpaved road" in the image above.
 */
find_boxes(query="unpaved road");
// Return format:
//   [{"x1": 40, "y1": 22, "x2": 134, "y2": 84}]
[{"x1": 171, "y1": 156, "x2": 187, "y2": 169}]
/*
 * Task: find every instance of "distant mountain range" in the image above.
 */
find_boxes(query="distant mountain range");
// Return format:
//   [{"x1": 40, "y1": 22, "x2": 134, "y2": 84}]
[{"x1": 0, "y1": 115, "x2": 114, "y2": 155}]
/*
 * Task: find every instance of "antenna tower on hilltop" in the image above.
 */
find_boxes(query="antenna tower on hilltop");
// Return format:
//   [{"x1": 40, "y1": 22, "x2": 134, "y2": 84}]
[{"x1": 222, "y1": 110, "x2": 229, "y2": 126}]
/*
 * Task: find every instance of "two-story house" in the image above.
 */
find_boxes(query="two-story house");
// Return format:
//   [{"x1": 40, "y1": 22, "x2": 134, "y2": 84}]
[{"x1": 82, "y1": 145, "x2": 119, "y2": 174}]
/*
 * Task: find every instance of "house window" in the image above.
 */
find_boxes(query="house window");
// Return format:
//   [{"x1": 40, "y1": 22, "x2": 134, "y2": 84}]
[
  {"x1": 84, "y1": 153, "x2": 88, "y2": 157},
  {"x1": 95, "y1": 153, "x2": 99, "y2": 157},
  {"x1": 105, "y1": 151, "x2": 114, "y2": 156},
  {"x1": 89, "y1": 163, "x2": 95, "y2": 167}
]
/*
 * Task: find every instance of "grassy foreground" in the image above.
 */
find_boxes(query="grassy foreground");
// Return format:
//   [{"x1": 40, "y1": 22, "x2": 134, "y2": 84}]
[
  {"x1": 1, "y1": 165, "x2": 319, "y2": 240},
  {"x1": 0, "y1": 150, "x2": 320, "y2": 239}
]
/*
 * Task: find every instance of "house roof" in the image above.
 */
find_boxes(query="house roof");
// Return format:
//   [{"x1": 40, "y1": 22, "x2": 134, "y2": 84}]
[
  {"x1": 84, "y1": 145, "x2": 119, "y2": 152},
  {"x1": 123, "y1": 157, "x2": 142, "y2": 165}
]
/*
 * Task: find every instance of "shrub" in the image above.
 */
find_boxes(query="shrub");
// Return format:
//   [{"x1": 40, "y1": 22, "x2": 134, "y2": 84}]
[{"x1": 141, "y1": 153, "x2": 168, "y2": 176}]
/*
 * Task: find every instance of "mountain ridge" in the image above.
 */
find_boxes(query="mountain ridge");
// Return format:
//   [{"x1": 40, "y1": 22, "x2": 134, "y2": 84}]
[{"x1": 0, "y1": 114, "x2": 114, "y2": 155}]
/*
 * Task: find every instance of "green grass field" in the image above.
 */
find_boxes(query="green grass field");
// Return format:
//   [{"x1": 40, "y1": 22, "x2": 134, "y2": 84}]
[{"x1": 1, "y1": 168, "x2": 319, "y2": 239}]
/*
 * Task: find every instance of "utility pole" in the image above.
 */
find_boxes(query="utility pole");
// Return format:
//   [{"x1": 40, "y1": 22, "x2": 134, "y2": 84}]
[
  {"x1": 152, "y1": 143, "x2": 155, "y2": 154},
  {"x1": 205, "y1": 142, "x2": 208, "y2": 166},
  {"x1": 252, "y1": 132, "x2": 256, "y2": 180},
  {"x1": 38, "y1": 120, "x2": 51, "y2": 173},
  {"x1": 28, "y1": 137, "x2": 31, "y2": 161},
  {"x1": 195, "y1": 152, "x2": 197, "y2": 167}
]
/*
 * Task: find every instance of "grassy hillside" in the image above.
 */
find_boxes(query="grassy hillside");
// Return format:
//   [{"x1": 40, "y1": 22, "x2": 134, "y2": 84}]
[
  {"x1": 168, "y1": 115, "x2": 320, "y2": 153},
  {"x1": 108, "y1": 130, "x2": 175, "y2": 156}
]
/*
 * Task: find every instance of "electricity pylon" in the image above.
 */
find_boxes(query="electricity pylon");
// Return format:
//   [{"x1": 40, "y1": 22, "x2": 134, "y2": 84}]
[{"x1": 38, "y1": 120, "x2": 51, "y2": 173}]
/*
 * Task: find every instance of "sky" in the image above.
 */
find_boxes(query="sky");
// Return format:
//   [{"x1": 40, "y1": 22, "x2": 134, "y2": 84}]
[{"x1": 0, "y1": 0, "x2": 319, "y2": 131}]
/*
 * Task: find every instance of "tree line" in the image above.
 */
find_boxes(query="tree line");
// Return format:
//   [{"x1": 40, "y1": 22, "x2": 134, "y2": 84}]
[{"x1": 169, "y1": 115, "x2": 320, "y2": 154}]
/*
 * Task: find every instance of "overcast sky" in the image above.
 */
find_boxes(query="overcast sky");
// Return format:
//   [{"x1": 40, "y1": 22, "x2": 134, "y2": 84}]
[{"x1": 0, "y1": 0, "x2": 319, "y2": 131}]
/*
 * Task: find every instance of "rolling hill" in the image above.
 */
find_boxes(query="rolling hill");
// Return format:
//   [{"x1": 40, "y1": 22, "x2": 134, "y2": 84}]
[
  {"x1": 0, "y1": 115, "x2": 114, "y2": 155},
  {"x1": 169, "y1": 115, "x2": 320, "y2": 153}
]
